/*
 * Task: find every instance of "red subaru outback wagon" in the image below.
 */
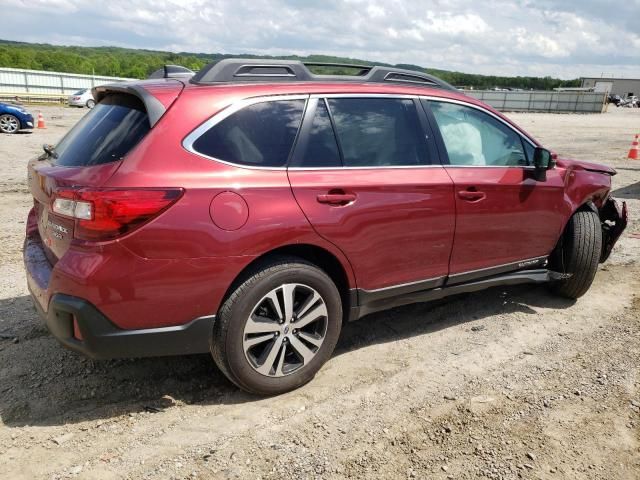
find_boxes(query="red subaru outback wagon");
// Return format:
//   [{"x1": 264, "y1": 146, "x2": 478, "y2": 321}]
[{"x1": 24, "y1": 60, "x2": 627, "y2": 394}]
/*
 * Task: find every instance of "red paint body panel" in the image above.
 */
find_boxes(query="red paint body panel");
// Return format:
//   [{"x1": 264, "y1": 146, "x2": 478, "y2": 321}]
[
  {"x1": 23, "y1": 79, "x2": 618, "y2": 338},
  {"x1": 288, "y1": 167, "x2": 455, "y2": 289},
  {"x1": 445, "y1": 167, "x2": 567, "y2": 273},
  {"x1": 28, "y1": 160, "x2": 123, "y2": 262},
  {"x1": 138, "y1": 79, "x2": 184, "y2": 110}
]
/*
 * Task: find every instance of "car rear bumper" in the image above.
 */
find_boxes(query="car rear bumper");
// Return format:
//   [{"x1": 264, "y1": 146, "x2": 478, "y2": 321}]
[
  {"x1": 31, "y1": 293, "x2": 213, "y2": 359},
  {"x1": 24, "y1": 235, "x2": 214, "y2": 359}
]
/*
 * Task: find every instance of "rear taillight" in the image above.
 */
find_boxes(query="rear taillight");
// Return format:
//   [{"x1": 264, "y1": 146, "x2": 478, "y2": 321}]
[{"x1": 52, "y1": 188, "x2": 183, "y2": 241}]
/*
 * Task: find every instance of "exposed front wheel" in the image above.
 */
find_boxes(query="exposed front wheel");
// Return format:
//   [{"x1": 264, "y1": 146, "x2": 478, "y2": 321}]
[
  {"x1": 0, "y1": 114, "x2": 20, "y2": 133},
  {"x1": 211, "y1": 257, "x2": 342, "y2": 395},
  {"x1": 86, "y1": 99, "x2": 95, "y2": 109},
  {"x1": 550, "y1": 210, "x2": 602, "y2": 299}
]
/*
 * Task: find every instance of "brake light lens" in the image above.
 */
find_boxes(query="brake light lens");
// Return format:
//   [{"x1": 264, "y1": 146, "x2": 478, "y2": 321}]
[{"x1": 52, "y1": 188, "x2": 183, "y2": 241}]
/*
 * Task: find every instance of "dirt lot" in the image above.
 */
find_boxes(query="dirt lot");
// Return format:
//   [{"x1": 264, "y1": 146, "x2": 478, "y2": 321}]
[{"x1": 0, "y1": 106, "x2": 638, "y2": 480}]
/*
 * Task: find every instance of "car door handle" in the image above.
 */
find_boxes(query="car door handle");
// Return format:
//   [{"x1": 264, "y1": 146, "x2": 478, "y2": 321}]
[
  {"x1": 317, "y1": 191, "x2": 357, "y2": 205},
  {"x1": 458, "y1": 190, "x2": 486, "y2": 202}
]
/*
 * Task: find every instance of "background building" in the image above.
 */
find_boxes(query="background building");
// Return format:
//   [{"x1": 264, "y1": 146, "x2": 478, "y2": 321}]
[{"x1": 581, "y1": 77, "x2": 640, "y2": 96}]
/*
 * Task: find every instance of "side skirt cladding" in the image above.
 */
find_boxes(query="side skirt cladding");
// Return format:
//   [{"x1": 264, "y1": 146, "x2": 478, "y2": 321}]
[{"x1": 349, "y1": 258, "x2": 553, "y2": 321}]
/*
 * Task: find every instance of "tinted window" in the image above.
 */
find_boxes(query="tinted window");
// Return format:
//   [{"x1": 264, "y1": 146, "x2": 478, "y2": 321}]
[
  {"x1": 53, "y1": 94, "x2": 150, "y2": 167},
  {"x1": 428, "y1": 101, "x2": 527, "y2": 166},
  {"x1": 327, "y1": 98, "x2": 428, "y2": 167},
  {"x1": 193, "y1": 100, "x2": 305, "y2": 167},
  {"x1": 290, "y1": 99, "x2": 341, "y2": 167}
]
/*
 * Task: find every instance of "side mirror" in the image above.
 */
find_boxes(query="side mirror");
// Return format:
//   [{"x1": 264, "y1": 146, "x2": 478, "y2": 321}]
[{"x1": 532, "y1": 147, "x2": 553, "y2": 181}]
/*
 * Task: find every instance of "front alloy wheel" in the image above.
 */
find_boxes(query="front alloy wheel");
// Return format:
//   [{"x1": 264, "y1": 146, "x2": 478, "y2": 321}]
[{"x1": 0, "y1": 114, "x2": 20, "y2": 133}]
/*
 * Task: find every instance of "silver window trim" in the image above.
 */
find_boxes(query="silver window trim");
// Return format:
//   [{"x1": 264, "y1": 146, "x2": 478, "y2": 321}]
[
  {"x1": 314, "y1": 93, "x2": 538, "y2": 148},
  {"x1": 182, "y1": 92, "x2": 540, "y2": 171}
]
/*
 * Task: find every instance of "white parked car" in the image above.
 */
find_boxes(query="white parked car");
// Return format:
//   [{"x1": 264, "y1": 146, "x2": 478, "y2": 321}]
[{"x1": 68, "y1": 89, "x2": 95, "y2": 108}]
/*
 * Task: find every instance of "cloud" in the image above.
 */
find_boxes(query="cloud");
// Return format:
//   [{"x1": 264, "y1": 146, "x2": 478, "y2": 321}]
[{"x1": 1, "y1": 0, "x2": 639, "y2": 79}]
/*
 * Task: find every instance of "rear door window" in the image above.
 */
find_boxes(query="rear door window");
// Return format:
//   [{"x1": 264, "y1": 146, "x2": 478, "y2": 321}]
[
  {"x1": 192, "y1": 99, "x2": 306, "y2": 167},
  {"x1": 326, "y1": 98, "x2": 429, "y2": 167},
  {"x1": 289, "y1": 99, "x2": 341, "y2": 168},
  {"x1": 53, "y1": 94, "x2": 150, "y2": 167}
]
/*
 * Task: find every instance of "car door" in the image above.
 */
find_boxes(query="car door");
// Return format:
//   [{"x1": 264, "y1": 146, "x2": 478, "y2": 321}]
[
  {"x1": 287, "y1": 95, "x2": 456, "y2": 297},
  {"x1": 422, "y1": 99, "x2": 566, "y2": 282}
]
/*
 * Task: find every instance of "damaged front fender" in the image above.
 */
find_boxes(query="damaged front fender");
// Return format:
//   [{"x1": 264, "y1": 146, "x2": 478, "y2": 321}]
[{"x1": 599, "y1": 197, "x2": 628, "y2": 262}]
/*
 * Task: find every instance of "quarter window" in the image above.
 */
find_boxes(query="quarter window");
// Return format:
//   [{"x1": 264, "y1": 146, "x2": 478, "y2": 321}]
[
  {"x1": 427, "y1": 101, "x2": 528, "y2": 167},
  {"x1": 192, "y1": 99, "x2": 305, "y2": 167},
  {"x1": 327, "y1": 98, "x2": 429, "y2": 167}
]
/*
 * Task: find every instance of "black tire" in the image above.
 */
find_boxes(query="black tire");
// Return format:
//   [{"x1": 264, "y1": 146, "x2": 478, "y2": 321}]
[
  {"x1": 211, "y1": 256, "x2": 342, "y2": 395},
  {"x1": 550, "y1": 210, "x2": 602, "y2": 299},
  {"x1": 86, "y1": 99, "x2": 95, "y2": 109}
]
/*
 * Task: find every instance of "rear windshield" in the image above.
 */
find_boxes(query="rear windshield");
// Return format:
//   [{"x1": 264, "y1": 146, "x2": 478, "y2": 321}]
[
  {"x1": 73, "y1": 89, "x2": 87, "y2": 95},
  {"x1": 52, "y1": 93, "x2": 150, "y2": 167}
]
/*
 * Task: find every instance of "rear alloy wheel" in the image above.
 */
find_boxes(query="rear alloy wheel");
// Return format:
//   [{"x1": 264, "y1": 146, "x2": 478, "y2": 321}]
[
  {"x1": 86, "y1": 99, "x2": 96, "y2": 109},
  {"x1": 211, "y1": 258, "x2": 342, "y2": 395},
  {"x1": 0, "y1": 114, "x2": 20, "y2": 134},
  {"x1": 550, "y1": 210, "x2": 602, "y2": 299},
  {"x1": 242, "y1": 283, "x2": 328, "y2": 377}
]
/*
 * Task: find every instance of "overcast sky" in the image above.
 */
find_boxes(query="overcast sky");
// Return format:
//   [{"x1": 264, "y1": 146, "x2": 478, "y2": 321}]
[{"x1": 3, "y1": 0, "x2": 640, "y2": 79}]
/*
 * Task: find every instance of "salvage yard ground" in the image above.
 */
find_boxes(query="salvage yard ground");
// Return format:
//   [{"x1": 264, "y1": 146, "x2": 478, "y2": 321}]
[{"x1": 0, "y1": 106, "x2": 639, "y2": 480}]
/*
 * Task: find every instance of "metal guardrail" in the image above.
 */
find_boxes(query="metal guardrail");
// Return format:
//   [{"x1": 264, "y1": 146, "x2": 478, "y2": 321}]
[
  {"x1": 466, "y1": 90, "x2": 607, "y2": 113},
  {"x1": 0, "y1": 67, "x2": 133, "y2": 96},
  {"x1": 0, "y1": 92, "x2": 68, "y2": 105}
]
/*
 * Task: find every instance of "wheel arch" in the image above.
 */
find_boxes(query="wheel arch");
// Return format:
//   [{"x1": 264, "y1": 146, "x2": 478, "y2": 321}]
[
  {"x1": 575, "y1": 200, "x2": 599, "y2": 215},
  {"x1": 220, "y1": 243, "x2": 356, "y2": 322},
  {"x1": 552, "y1": 198, "x2": 605, "y2": 267}
]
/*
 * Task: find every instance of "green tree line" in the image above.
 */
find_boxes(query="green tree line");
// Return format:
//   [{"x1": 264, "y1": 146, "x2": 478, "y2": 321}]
[{"x1": 0, "y1": 40, "x2": 580, "y2": 90}]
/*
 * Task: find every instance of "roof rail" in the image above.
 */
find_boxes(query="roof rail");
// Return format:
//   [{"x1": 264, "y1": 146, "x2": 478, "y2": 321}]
[
  {"x1": 148, "y1": 65, "x2": 195, "y2": 80},
  {"x1": 190, "y1": 58, "x2": 457, "y2": 91}
]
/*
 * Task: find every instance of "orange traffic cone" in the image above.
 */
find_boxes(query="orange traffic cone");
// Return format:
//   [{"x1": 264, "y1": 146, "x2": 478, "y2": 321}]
[
  {"x1": 628, "y1": 134, "x2": 639, "y2": 160},
  {"x1": 36, "y1": 111, "x2": 46, "y2": 129}
]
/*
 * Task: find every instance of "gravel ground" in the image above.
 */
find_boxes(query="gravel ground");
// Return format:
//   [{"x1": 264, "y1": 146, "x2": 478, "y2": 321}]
[{"x1": 0, "y1": 106, "x2": 638, "y2": 480}]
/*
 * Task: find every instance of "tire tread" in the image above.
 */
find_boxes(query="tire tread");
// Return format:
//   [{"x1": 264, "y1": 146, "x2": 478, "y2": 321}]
[
  {"x1": 552, "y1": 210, "x2": 602, "y2": 299},
  {"x1": 210, "y1": 256, "x2": 340, "y2": 395}
]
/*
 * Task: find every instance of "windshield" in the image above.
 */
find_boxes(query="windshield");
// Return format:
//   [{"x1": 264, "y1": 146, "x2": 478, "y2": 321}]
[
  {"x1": 73, "y1": 89, "x2": 87, "y2": 95},
  {"x1": 52, "y1": 93, "x2": 150, "y2": 167}
]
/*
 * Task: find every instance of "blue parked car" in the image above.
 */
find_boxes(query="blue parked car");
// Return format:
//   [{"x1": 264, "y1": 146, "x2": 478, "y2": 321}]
[{"x1": 0, "y1": 101, "x2": 34, "y2": 133}]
